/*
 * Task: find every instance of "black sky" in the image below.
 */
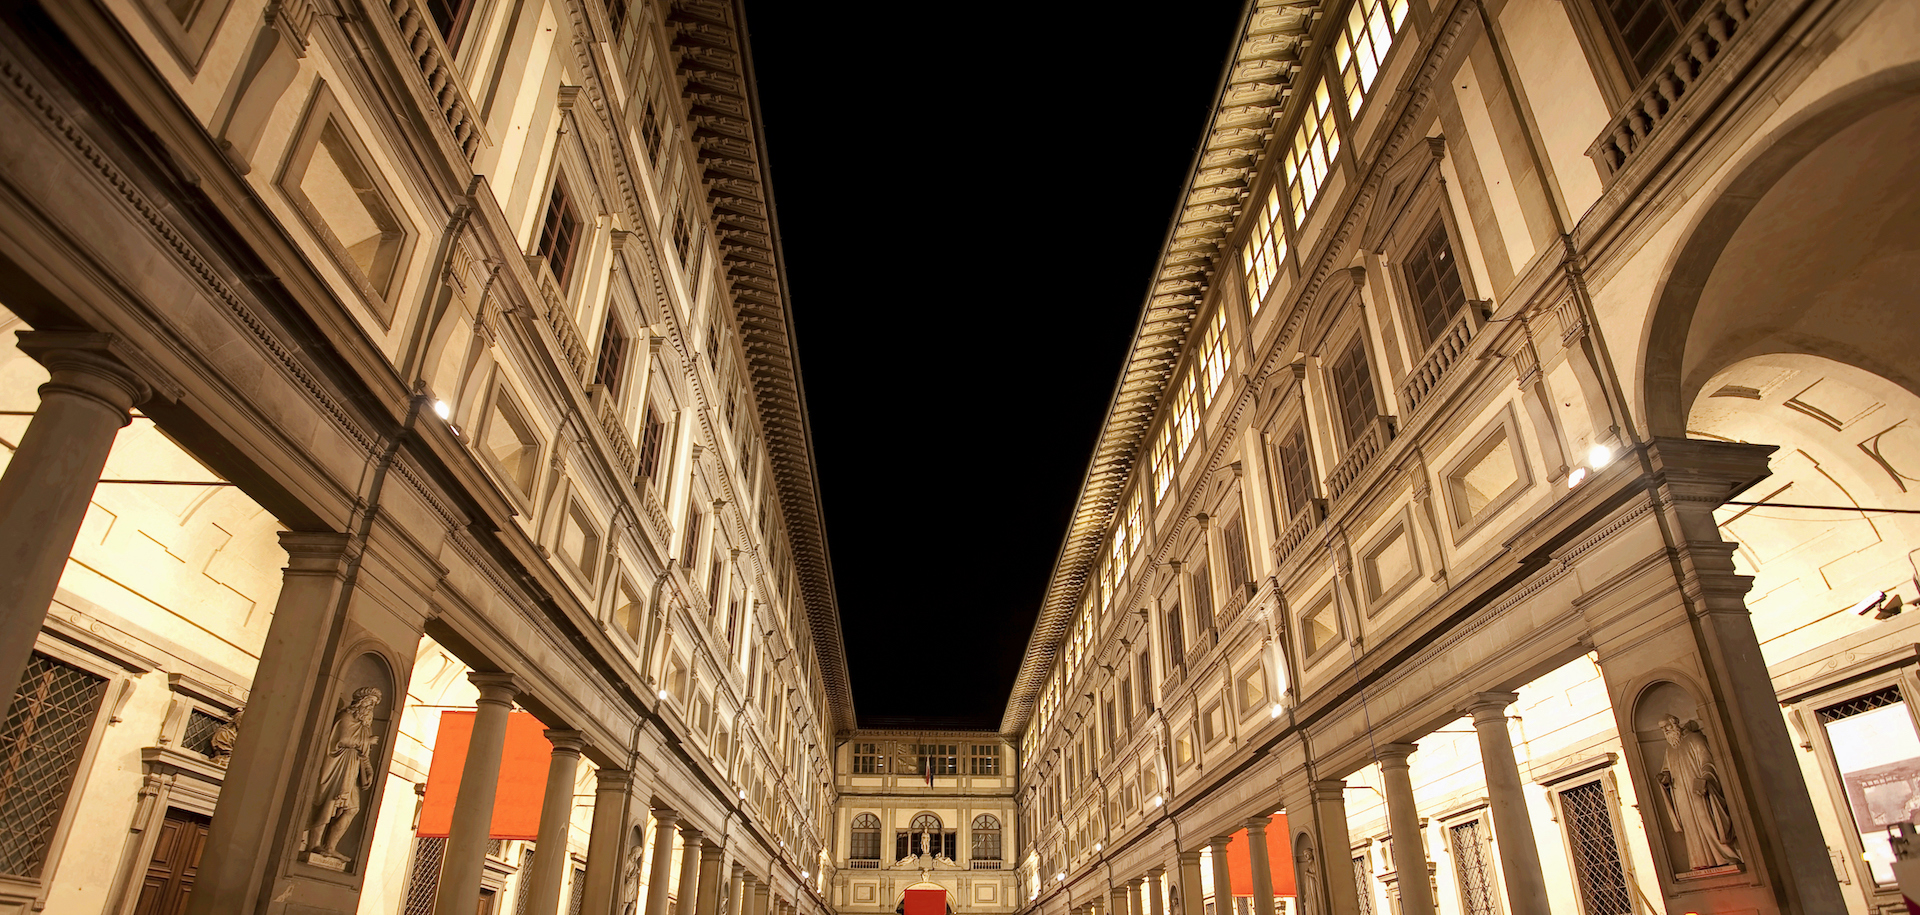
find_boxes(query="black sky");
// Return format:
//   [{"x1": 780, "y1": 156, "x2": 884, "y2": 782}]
[{"x1": 738, "y1": 2, "x2": 1250, "y2": 729}]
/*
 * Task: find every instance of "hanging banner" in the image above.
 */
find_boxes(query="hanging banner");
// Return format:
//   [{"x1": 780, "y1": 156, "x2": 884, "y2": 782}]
[
  {"x1": 903, "y1": 886, "x2": 946, "y2": 915},
  {"x1": 1226, "y1": 813, "x2": 1296, "y2": 897},
  {"x1": 416, "y1": 710, "x2": 553, "y2": 838}
]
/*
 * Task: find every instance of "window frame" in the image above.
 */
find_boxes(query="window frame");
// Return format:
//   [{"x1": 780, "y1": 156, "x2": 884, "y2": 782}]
[
  {"x1": 1298, "y1": 589, "x2": 1346, "y2": 665},
  {"x1": 477, "y1": 384, "x2": 545, "y2": 505},
  {"x1": 537, "y1": 175, "x2": 586, "y2": 293},
  {"x1": 1327, "y1": 334, "x2": 1383, "y2": 452},
  {"x1": 1441, "y1": 407, "x2": 1533, "y2": 540},
  {"x1": 1785, "y1": 666, "x2": 1920, "y2": 894},
  {"x1": 133, "y1": 0, "x2": 237, "y2": 72},
  {"x1": 1545, "y1": 771, "x2": 1637, "y2": 915},
  {"x1": 1357, "y1": 509, "x2": 1423, "y2": 613},
  {"x1": 278, "y1": 83, "x2": 417, "y2": 327}
]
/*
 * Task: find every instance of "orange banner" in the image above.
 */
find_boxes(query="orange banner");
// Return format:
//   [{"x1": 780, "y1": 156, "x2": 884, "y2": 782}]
[
  {"x1": 416, "y1": 710, "x2": 553, "y2": 839},
  {"x1": 1225, "y1": 813, "x2": 1295, "y2": 897}
]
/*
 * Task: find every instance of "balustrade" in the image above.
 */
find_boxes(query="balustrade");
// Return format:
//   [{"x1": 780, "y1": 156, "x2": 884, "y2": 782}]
[
  {"x1": 378, "y1": 0, "x2": 487, "y2": 160},
  {"x1": 1399, "y1": 306, "x2": 1480, "y2": 416},
  {"x1": 1588, "y1": 0, "x2": 1760, "y2": 176},
  {"x1": 1326, "y1": 416, "x2": 1395, "y2": 503}
]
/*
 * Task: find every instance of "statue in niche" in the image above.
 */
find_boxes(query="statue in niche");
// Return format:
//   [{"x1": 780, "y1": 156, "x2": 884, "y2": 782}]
[
  {"x1": 1294, "y1": 840, "x2": 1320, "y2": 915},
  {"x1": 1657, "y1": 715, "x2": 1741, "y2": 870},
  {"x1": 620, "y1": 843, "x2": 645, "y2": 915},
  {"x1": 209, "y1": 704, "x2": 244, "y2": 767},
  {"x1": 305, "y1": 686, "x2": 383, "y2": 863}
]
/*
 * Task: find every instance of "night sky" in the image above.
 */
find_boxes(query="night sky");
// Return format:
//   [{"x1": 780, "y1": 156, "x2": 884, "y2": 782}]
[{"x1": 737, "y1": 2, "x2": 1250, "y2": 729}]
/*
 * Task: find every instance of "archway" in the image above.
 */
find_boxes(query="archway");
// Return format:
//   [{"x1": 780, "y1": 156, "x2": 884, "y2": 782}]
[{"x1": 1641, "y1": 66, "x2": 1920, "y2": 436}]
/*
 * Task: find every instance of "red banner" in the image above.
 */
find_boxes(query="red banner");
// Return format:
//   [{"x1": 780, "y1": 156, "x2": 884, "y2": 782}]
[
  {"x1": 904, "y1": 888, "x2": 945, "y2": 915},
  {"x1": 416, "y1": 710, "x2": 553, "y2": 839},
  {"x1": 1225, "y1": 813, "x2": 1295, "y2": 897}
]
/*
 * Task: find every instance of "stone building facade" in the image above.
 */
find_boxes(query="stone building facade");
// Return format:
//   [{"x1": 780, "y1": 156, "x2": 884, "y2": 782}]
[
  {"x1": 1001, "y1": 0, "x2": 1920, "y2": 915},
  {"x1": 0, "y1": 2, "x2": 840, "y2": 915}
]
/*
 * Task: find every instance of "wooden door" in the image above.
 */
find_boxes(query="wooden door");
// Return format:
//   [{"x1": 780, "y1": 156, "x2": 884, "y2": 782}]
[{"x1": 132, "y1": 809, "x2": 210, "y2": 915}]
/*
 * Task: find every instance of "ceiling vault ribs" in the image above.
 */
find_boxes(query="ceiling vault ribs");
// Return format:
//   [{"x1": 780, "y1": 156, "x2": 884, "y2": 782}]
[
  {"x1": 667, "y1": 0, "x2": 855, "y2": 734},
  {"x1": 998, "y1": 0, "x2": 1313, "y2": 738}
]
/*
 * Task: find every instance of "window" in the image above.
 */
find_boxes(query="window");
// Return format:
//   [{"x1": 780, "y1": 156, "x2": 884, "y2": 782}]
[
  {"x1": 1137, "y1": 650, "x2": 1153, "y2": 710},
  {"x1": 706, "y1": 552, "x2": 724, "y2": 616},
  {"x1": 1152, "y1": 421, "x2": 1177, "y2": 497},
  {"x1": 1198, "y1": 307, "x2": 1232, "y2": 399},
  {"x1": 672, "y1": 208, "x2": 693, "y2": 265},
  {"x1": 0, "y1": 652, "x2": 107, "y2": 878},
  {"x1": 593, "y1": 314, "x2": 629, "y2": 398},
  {"x1": 1275, "y1": 425, "x2": 1314, "y2": 518},
  {"x1": 483, "y1": 392, "x2": 542, "y2": 497},
  {"x1": 1284, "y1": 79, "x2": 1343, "y2": 224},
  {"x1": 1164, "y1": 601, "x2": 1185, "y2": 670},
  {"x1": 537, "y1": 180, "x2": 584, "y2": 289},
  {"x1": 851, "y1": 813, "x2": 881, "y2": 862},
  {"x1": 969, "y1": 744, "x2": 1000, "y2": 776},
  {"x1": 1120, "y1": 677, "x2": 1134, "y2": 726},
  {"x1": 916, "y1": 744, "x2": 958, "y2": 776},
  {"x1": 680, "y1": 508, "x2": 702, "y2": 569},
  {"x1": 1448, "y1": 819, "x2": 1497, "y2": 915},
  {"x1": 1818, "y1": 686, "x2": 1920, "y2": 884},
  {"x1": 1241, "y1": 186, "x2": 1287, "y2": 314},
  {"x1": 1404, "y1": 218, "x2": 1468, "y2": 347},
  {"x1": 421, "y1": 0, "x2": 477, "y2": 50},
  {"x1": 1219, "y1": 512, "x2": 1251, "y2": 597},
  {"x1": 604, "y1": 0, "x2": 633, "y2": 49},
  {"x1": 1353, "y1": 855, "x2": 1375, "y2": 915},
  {"x1": 1190, "y1": 560, "x2": 1213, "y2": 631},
  {"x1": 613, "y1": 579, "x2": 644, "y2": 642},
  {"x1": 637, "y1": 406, "x2": 667, "y2": 483},
  {"x1": 402, "y1": 836, "x2": 448, "y2": 915},
  {"x1": 1557, "y1": 781, "x2": 1631, "y2": 914},
  {"x1": 971, "y1": 815, "x2": 1003, "y2": 861},
  {"x1": 1175, "y1": 733, "x2": 1193, "y2": 767},
  {"x1": 281, "y1": 89, "x2": 414, "y2": 320},
  {"x1": 640, "y1": 97, "x2": 665, "y2": 161},
  {"x1": 1597, "y1": 0, "x2": 1707, "y2": 82},
  {"x1": 1103, "y1": 699, "x2": 1117, "y2": 753},
  {"x1": 1330, "y1": 339, "x2": 1379, "y2": 449},
  {"x1": 559, "y1": 501, "x2": 601, "y2": 582},
  {"x1": 1172, "y1": 368, "x2": 1201, "y2": 455},
  {"x1": 1334, "y1": 0, "x2": 1412, "y2": 115},
  {"x1": 666, "y1": 655, "x2": 688, "y2": 700},
  {"x1": 1445, "y1": 418, "x2": 1526, "y2": 531}
]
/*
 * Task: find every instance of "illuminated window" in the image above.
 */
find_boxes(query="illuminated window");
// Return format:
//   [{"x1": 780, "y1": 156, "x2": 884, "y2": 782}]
[
  {"x1": 1172, "y1": 369, "x2": 1200, "y2": 454},
  {"x1": 1241, "y1": 186, "x2": 1287, "y2": 314},
  {"x1": 1334, "y1": 0, "x2": 1412, "y2": 115},
  {"x1": 1284, "y1": 79, "x2": 1343, "y2": 224},
  {"x1": 1152, "y1": 421, "x2": 1177, "y2": 497},
  {"x1": 1197, "y1": 307, "x2": 1231, "y2": 400}
]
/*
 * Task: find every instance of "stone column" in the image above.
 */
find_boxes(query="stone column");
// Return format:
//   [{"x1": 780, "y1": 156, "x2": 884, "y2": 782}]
[
  {"x1": 1145, "y1": 867, "x2": 1167, "y2": 915},
  {"x1": 751, "y1": 877, "x2": 771, "y2": 915},
  {"x1": 525, "y1": 730, "x2": 586, "y2": 915},
  {"x1": 644, "y1": 812, "x2": 682, "y2": 915},
  {"x1": 728, "y1": 863, "x2": 746, "y2": 915},
  {"x1": 1374, "y1": 744, "x2": 1434, "y2": 915},
  {"x1": 1243, "y1": 819, "x2": 1275, "y2": 915},
  {"x1": 187, "y1": 531, "x2": 352, "y2": 915},
  {"x1": 1465, "y1": 693, "x2": 1549, "y2": 915},
  {"x1": 1308, "y1": 781, "x2": 1358, "y2": 915},
  {"x1": 1128, "y1": 877, "x2": 1145, "y2": 915},
  {"x1": 696, "y1": 841, "x2": 726, "y2": 915},
  {"x1": 580, "y1": 770, "x2": 633, "y2": 913},
  {"x1": 676, "y1": 826, "x2": 704, "y2": 915},
  {"x1": 1207, "y1": 835, "x2": 1234, "y2": 915},
  {"x1": 0, "y1": 333, "x2": 151, "y2": 701},
  {"x1": 1109, "y1": 883, "x2": 1130, "y2": 915},
  {"x1": 434, "y1": 673, "x2": 526, "y2": 915},
  {"x1": 1176, "y1": 849, "x2": 1204, "y2": 915}
]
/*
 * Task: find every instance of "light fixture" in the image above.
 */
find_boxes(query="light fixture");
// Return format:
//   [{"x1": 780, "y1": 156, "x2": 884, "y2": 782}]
[
  {"x1": 658, "y1": 689, "x2": 670, "y2": 699},
  {"x1": 1056, "y1": 872, "x2": 1066, "y2": 882},
  {"x1": 1851, "y1": 591, "x2": 1889, "y2": 616},
  {"x1": 1270, "y1": 702, "x2": 1284, "y2": 719},
  {"x1": 740, "y1": 789, "x2": 748, "y2": 799},
  {"x1": 801, "y1": 871, "x2": 810, "y2": 879},
  {"x1": 1566, "y1": 467, "x2": 1588, "y2": 489},
  {"x1": 1588, "y1": 443, "x2": 1613, "y2": 468},
  {"x1": 1094, "y1": 842, "x2": 1103, "y2": 852},
  {"x1": 433, "y1": 399, "x2": 452, "y2": 420},
  {"x1": 1152, "y1": 794, "x2": 1164, "y2": 807}
]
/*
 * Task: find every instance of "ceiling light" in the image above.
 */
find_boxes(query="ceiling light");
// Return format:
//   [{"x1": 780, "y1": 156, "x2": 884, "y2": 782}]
[
  {"x1": 1566, "y1": 467, "x2": 1588, "y2": 489},
  {"x1": 1588, "y1": 443, "x2": 1613, "y2": 468},
  {"x1": 1094, "y1": 842, "x2": 1103, "y2": 852}
]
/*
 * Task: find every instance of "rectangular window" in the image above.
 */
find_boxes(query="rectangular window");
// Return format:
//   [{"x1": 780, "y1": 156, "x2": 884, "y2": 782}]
[
  {"x1": 1449, "y1": 819, "x2": 1498, "y2": 915},
  {"x1": 969, "y1": 744, "x2": 1000, "y2": 776},
  {"x1": 706, "y1": 552, "x2": 724, "y2": 615},
  {"x1": 851, "y1": 827, "x2": 880, "y2": 860},
  {"x1": 1237, "y1": 664, "x2": 1268, "y2": 715},
  {"x1": 915, "y1": 744, "x2": 958, "y2": 776},
  {"x1": 637, "y1": 406, "x2": 666, "y2": 482},
  {"x1": 1819, "y1": 686, "x2": 1920, "y2": 884},
  {"x1": 0, "y1": 652, "x2": 107, "y2": 878},
  {"x1": 1120, "y1": 677, "x2": 1134, "y2": 725},
  {"x1": 1405, "y1": 218, "x2": 1468, "y2": 347},
  {"x1": 403, "y1": 836, "x2": 448, "y2": 915},
  {"x1": 593, "y1": 313, "x2": 629, "y2": 398},
  {"x1": 1301, "y1": 595, "x2": 1340, "y2": 658},
  {"x1": 1152, "y1": 421, "x2": 1177, "y2": 497},
  {"x1": 421, "y1": 0, "x2": 477, "y2": 50},
  {"x1": 1330, "y1": 339, "x2": 1379, "y2": 450},
  {"x1": 604, "y1": 0, "x2": 632, "y2": 49},
  {"x1": 1164, "y1": 602, "x2": 1185, "y2": 670},
  {"x1": 1284, "y1": 79, "x2": 1343, "y2": 224},
  {"x1": 1241, "y1": 186, "x2": 1288, "y2": 314},
  {"x1": 680, "y1": 508, "x2": 702, "y2": 569},
  {"x1": 1103, "y1": 699, "x2": 1116, "y2": 753},
  {"x1": 1190, "y1": 560, "x2": 1213, "y2": 630},
  {"x1": 559, "y1": 501, "x2": 602, "y2": 583},
  {"x1": 1275, "y1": 425, "x2": 1314, "y2": 517},
  {"x1": 1198, "y1": 307, "x2": 1232, "y2": 399},
  {"x1": 1172, "y1": 368, "x2": 1201, "y2": 455},
  {"x1": 1558, "y1": 781, "x2": 1632, "y2": 914},
  {"x1": 1353, "y1": 856, "x2": 1375, "y2": 915},
  {"x1": 640, "y1": 97, "x2": 664, "y2": 161},
  {"x1": 1597, "y1": 0, "x2": 1707, "y2": 82},
  {"x1": 538, "y1": 180, "x2": 583, "y2": 289},
  {"x1": 1220, "y1": 512, "x2": 1251, "y2": 597},
  {"x1": 1334, "y1": 0, "x2": 1412, "y2": 115},
  {"x1": 1137, "y1": 650, "x2": 1152, "y2": 711}
]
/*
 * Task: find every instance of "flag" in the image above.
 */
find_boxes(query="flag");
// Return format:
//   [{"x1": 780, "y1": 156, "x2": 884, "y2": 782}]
[{"x1": 417, "y1": 710, "x2": 553, "y2": 838}]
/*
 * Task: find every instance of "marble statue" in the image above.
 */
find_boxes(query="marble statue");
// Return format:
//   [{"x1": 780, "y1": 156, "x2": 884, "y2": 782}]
[
  {"x1": 1657, "y1": 714, "x2": 1741, "y2": 870},
  {"x1": 305, "y1": 687, "x2": 382, "y2": 861},
  {"x1": 209, "y1": 704, "x2": 243, "y2": 767}
]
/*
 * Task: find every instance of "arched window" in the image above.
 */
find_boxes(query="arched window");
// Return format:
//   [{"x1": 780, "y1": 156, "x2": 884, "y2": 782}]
[
  {"x1": 899, "y1": 813, "x2": 952, "y2": 858},
  {"x1": 971, "y1": 814, "x2": 1002, "y2": 863},
  {"x1": 851, "y1": 813, "x2": 880, "y2": 865}
]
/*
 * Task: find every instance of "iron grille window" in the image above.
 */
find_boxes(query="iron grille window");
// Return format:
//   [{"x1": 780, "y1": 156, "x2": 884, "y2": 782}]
[
  {"x1": 1353, "y1": 855, "x2": 1374, "y2": 915},
  {"x1": 0, "y1": 652, "x2": 106, "y2": 878},
  {"x1": 180, "y1": 708, "x2": 225, "y2": 757},
  {"x1": 1817, "y1": 685, "x2": 1902, "y2": 722},
  {"x1": 969, "y1": 744, "x2": 1000, "y2": 775},
  {"x1": 593, "y1": 315, "x2": 628, "y2": 398},
  {"x1": 1191, "y1": 560, "x2": 1213, "y2": 629},
  {"x1": 1220, "y1": 513, "x2": 1251, "y2": 595},
  {"x1": 972, "y1": 815, "x2": 1002, "y2": 860},
  {"x1": 567, "y1": 864, "x2": 588, "y2": 915},
  {"x1": 1405, "y1": 218, "x2": 1468, "y2": 347},
  {"x1": 514, "y1": 846, "x2": 538, "y2": 914},
  {"x1": 537, "y1": 181, "x2": 582, "y2": 289},
  {"x1": 402, "y1": 836, "x2": 449, "y2": 915},
  {"x1": 637, "y1": 407, "x2": 666, "y2": 482},
  {"x1": 851, "y1": 813, "x2": 881, "y2": 860},
  {"x1": 1330, "y1": 340, "x2": 1379, "y2": 449},
  {"x1": 1448, "y1": 820, "x2": 1497, "y2": 915},
  {"x1": 1597, "y1": 0, "x2": 1707, "y2": 81},
  {"x1": 1560, "y1": 781, "x2": 1632, "y2": 915},
  {"x1": 1276, "y1": 425, "x2": 1314, "y2": 516}
]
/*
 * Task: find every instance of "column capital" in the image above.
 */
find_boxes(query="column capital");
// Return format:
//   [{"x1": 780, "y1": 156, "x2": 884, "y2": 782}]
[
  {"x1": 468, "y1": 671, "x2": 526, "y2": 704},
  {"x1": 652, "y1": 808, "x2": 681, "y2": 826},
  {"x1": 1244, "y1": 815, "x2": 1271, "y2": 833},
  {"x1": 680, "y1": 824, "x2": 705, "y2": 842},
  {"x1": 1176, "y1": 849, "x2": 1202, "y2": 863},
  {"x1": 1127, "y1": 876, "x2": 1145, "y2": 887},
  {"x1": 1373, "y1": 742, "x2": 1418, "y2": 767},
  {"x1": 596, "y1": 768, "x2": 634, "y2": 791},
  {"x1": 1464, "y1": 692, "x2": 1519, "y2": 723},
  {"x1": 16, "y1": 330, "x2": 163, "y2": 409},
  {"x1": 701, "y1": 841, "x2": 726, "y2": 859},
  {"x1": 732, "y1": 862, "x2": 747, "y2": 876},
  {"x1": 1146, "y1": 865, "x2": 1165, "y2": 877},
  {"x1": 544, "y1": 729, "x2": 587, "y2": 754},
  {"x1": 1206, "y1": 834, "x2": 1233, "y2": 851},
  {"x1": 276, "y1": 531, "x2": 353, "y2": 570},
  {"x1": 1310, "y1": 778, "x2": 1347, "y2": 801}
]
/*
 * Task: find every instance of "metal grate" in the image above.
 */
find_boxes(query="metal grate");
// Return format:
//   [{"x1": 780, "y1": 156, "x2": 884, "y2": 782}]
[
  {"x1": 514, "y1": 846, "x2": 537, "y2": 915},
  {"x1": 1353, "y1": 855, "x2": 1374, "y2": 915},
  {"x1": 0, "y1": 653, "x2": 107, "y2": 878},
  {"x1": 1449, "y1": 820, "x2": 1497, "y2": 915},
  {"x1": 567, "y1": 865, "x2": 587, "y2": 915},
  {"x1": 403, "y1": 836, "x2": 448, "y2": 915},
  {"x1": 1561, "y1": 781, "x2": 1633, "y2": 915},
  {"x1": 1818, "y1": 686, "x2": 1902, "y2": 723},
  {"x1": 488, "y1": 838, "x2": 506, "y2": 857},
  {"x1": 180, "y1": 709, "x2": 224, "y2": 757}
]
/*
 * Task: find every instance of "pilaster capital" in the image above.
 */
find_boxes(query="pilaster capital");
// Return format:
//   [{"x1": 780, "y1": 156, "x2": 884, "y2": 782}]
[
  {"x1": 467, "y1": 671, "x2": 526, "y2": 705},
  {"x1": 1146, "y1": 865, "x2": 1166, "y2": 878},
  {"x1": 1244, "y1": 816, "x2": 1271, "y2": 835},
  {"x1": 1372, "y1": 742, "x2": 1419, "y2": 767},
  {"x1": 1206, "y1": 834, "x2": 1233, "y2": 852},
  {"x1": 543, "y1": 729, "x2": 588, "y2": 754},
  {"x1": 596, "y1": 768, "x2": 635, "y2": 791},
  {"x1": 1464, "y1": 692, "x2": 1519, "y2": 723},
  {"x1": 276, "y1": 531, "x2": 354, "y2": 572},
  {"x1": 1310, "y1": 778, "x2": 1348, "y2": 802},
  {"x1": 1176, "y1": 849, "x2": 1203, "y2": 864},
  {"x1": 680, "y1": 824, "x2": 706, "y2": 843}
]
